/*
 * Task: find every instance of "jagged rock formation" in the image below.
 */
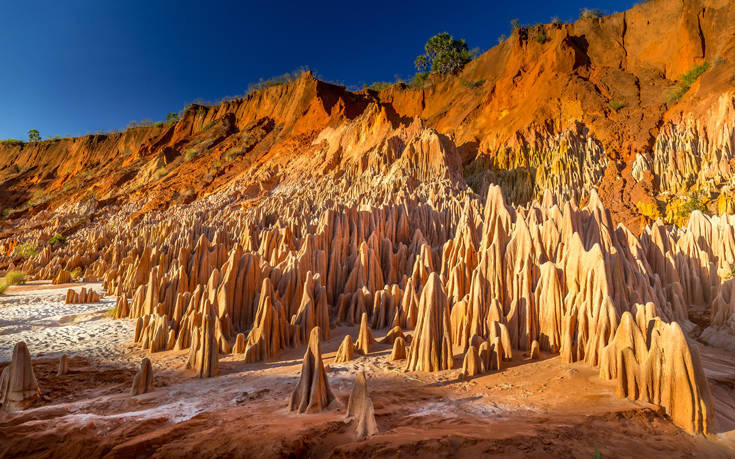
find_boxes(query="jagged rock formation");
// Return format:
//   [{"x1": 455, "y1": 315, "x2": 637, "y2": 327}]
[
  {"x1": 459, "y1": 345, "x2": 481, "y2": 379},
  {"x1": 355, "y1": 313, "x2": 375, "y2": 355},
  {"x1": 186, "y1": 303, "x2": 219, "y2": 378},
  {"x1": 243, "y1": 279, "x2": 286, "y2": 362},
  {"x1": 289, "y1": 327, "x2": 335, "y2": 414},
  {"x1": 0, "y1": 342, "x2": 40, "y2": 411},
  {"x1": 131, "y1": 358, "x2": 154, "y2": 396},
  {"x1": 406, "y1": 273, "x2": 454, "y2": 372},
  {"x1": 65, "y1": 287, "x2": 100, "y2": 304},
  {"x1": 599, "y1": 314, "x2": 714, "y2": 434},
  {"x1": 345, "y1": 372, "x2": 378, "y2": 439},
  {"x1": 52, "y1": 270, "x2": 72, "y2": 285}
]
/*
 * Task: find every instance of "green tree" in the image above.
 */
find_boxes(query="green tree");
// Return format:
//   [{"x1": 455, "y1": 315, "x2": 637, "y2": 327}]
[
  {"x1": 415, "y1": 33, "x2": 475, "y2": 75},
  {"x1": 28, "y1": 129, "x2": 40, "y2": 142}
]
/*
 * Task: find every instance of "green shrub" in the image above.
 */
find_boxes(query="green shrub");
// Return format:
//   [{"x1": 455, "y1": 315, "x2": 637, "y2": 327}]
[
  {"x1": 154, "y1": 121, "x2": 164, "y2": 128},
  {"x1": 70, "y1": 267, "x2": 82, "y2": 281},
  {"x1": 155, "y1": 167, "x2": 168, "y2": 179},
  {"x1": 28, "y1": 129, "x2": 41, "y2": 142},
  {"x1": 580, "y1": 8, "x2": 604, "y2": 19},
  {"x1": 497, "y1": 34, "x2": 507, "y2": 44},
  {"x1": 2, "y1": 208, "x2": 19, "y2": 218},
  {"x1": 670, "y1": 190, "x2": 709, "y2": 226},
  {"x1": 459, "y1": 78, "x2": 485, "y2": 89},
  {"x1": 609, "y1": 100, "x2": 625, "y2": 111},
  {"x1": 550, "y1": 16, "x2": 563, "y2": 26},
  {"x1": 0, "y1": 139, "x2": 24, "y2": 146},
  {"x1": 245, "y1": 67, "x2": 309, "y2": 96},
  {"x1": 664, "y1": 62, "x2": 710, "y2": 105},
  {"x1": 225, "y1": 149, "x2": 245, "y2": 161},
  {"x1": 48, "y1": 233, "x2": 67, "y2": 246},
  {"x1": 184, "y1": 149, "x2": 199, "y2": 161},
  {"x1": 13, "y1": 243, "x2": 38, "y2": 259},
  {"x1": 408, "y1": 72, "x2": 430, "y2": 89},
  {"x1": 0, "y1": 281, "x2": 6, "y2": 294},
  {"x1": 365, "y1": 81, "x2": 392, "y2": 91},
  {"x1": 28, "y1": 190, "x2": 49, "y2": 207},
  {"x1": 534, "y1": 27, "x2": 548, "y2": 44},
  {"x1": 414, "y1": 32, "x2": 475, "y2": 75},
  {"x1": 3, "y1": 271, "x2": 25, "y2": 286}
]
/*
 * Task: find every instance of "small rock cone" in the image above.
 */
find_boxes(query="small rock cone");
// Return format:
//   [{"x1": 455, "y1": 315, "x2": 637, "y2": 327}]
[
  {"x1": 131, "y1": 358, "x2": 154, "y2": 396},
  {"x1": 390, "y1": 336, "x2": 407, "y2": 360},
  {"x1": 460, "y1": 345, "x2": 482, "y2": 379},
  {"x1": 379, "y1": 326, "x2": 404, "y2": 345},
  {"x1": 355, "y1": 313, "x2": 375, "y2": 355},
  {"x1": 0, "y1": 341, "x2": 40, "y2": 411},
  {"x1": 528, "y1": 340, "x2": 540, "y2": 360},
  {"x1": 57, "y1": 354, "x2": 69, "y2": 376},
  {"x1": 334, "y1": 335, "x2": 355, "y2": 363},
  {"x1": 233, "y1": 333, "x2": 246, "y2": 354},
  {"x1": 289, "y1": 326, "x2": 335, "y2": 414},
  {"x1": 345, "y1": 371, "x2": 378, "y2": 439}
]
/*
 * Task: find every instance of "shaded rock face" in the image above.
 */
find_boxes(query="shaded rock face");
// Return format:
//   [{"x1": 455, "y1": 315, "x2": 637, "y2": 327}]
[
  {"x1": 289, "y1": 327, "x2": 335, "y2": 414},
  {"x1": 0, "y1": 342, "x2": 40, "y2": 411}
]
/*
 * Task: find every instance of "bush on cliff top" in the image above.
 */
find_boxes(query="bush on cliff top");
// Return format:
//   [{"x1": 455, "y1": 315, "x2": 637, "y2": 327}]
[{"x1": 415, "y1": 33, "x2": 476, "y2": 75}]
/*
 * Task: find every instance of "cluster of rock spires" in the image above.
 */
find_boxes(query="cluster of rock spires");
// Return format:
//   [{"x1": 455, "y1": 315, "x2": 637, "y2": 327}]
[
  {"x1": 6, "y1": 160, "x2": 729, "y2": 435},
  {"x1": 65, "y1": 287, "x2": 100, "y2": 304}
]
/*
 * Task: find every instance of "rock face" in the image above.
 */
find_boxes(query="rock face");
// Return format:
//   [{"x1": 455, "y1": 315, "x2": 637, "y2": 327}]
[
  {"x1": 0, "y1": 342, "x2": 40, "y2": 411},
  {"x1": 345, "y1": 372, "x2": 378, "y2": 439},
  {"x1": 406, "y1": 273, "x2": 453, "y2": 372},
  {"x1": 131, "y1": 358, "x2": 154, "y2": 396},
  {"x1": 289, "y1": 327, "x2": 335, "y2": 414}
]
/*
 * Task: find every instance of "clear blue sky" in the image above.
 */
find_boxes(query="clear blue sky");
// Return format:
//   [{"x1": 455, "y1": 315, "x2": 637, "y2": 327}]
[{"x1": 0, "y1": 0, "x2": 637, "y2": 140}]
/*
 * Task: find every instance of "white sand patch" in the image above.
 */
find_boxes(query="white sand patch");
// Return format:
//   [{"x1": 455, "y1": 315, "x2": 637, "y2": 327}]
[{"x1": 0, "y1": 283, "x2": 134, "y2": 363}]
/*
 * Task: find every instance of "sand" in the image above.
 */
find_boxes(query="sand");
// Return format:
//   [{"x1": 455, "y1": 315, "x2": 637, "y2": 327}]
[{"x1": 0, "y1": 282, "x2": 135, "y2": 363}]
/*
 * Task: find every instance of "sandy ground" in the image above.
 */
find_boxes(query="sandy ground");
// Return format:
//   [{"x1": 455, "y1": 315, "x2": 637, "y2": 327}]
[
  {"x1": 1, "y1": 284, "x2": 735, "y2": 457},
  {"x1": 0, "y1": 282, "x2": 135, "y2": 363}
]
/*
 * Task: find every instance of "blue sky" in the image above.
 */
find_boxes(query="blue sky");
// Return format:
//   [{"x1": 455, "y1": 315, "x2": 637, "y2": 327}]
[{"x1": 0, "y1": 0, "x2": 638, "y2": 140}]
